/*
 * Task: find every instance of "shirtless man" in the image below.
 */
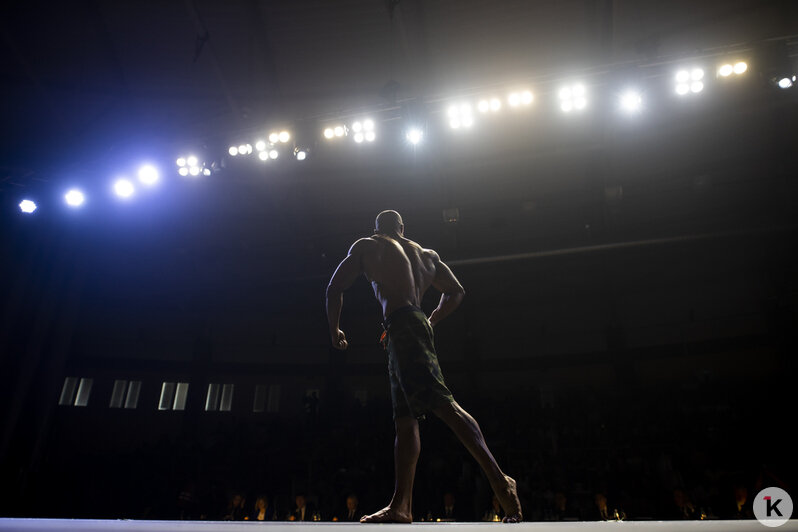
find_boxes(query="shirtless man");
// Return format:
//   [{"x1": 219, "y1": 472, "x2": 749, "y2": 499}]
[{"x1": 326, "y1": 210, "x2": 522, "y2": 523}]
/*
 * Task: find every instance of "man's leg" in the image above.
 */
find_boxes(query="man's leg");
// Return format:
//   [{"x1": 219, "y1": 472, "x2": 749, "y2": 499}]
[
  {"x1": 433, "y1": 400, "x2": 523, "y2": 522},
  {"x1": 360, "y1": 415, "x2": 419, "y2": 523}
]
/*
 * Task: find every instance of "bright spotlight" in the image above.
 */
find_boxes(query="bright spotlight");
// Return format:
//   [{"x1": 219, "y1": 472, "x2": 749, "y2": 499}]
[
  {"x1": 64, "y1": 189, "x2": 85, "y2": 207},
  {"x1": 137, "y1": 165, "x2": 159, "y2": 186},
  {"x1": 559, "y1": 84, "x2": 587, "y2": 112},
  {"x1": 351, "y1": 121, "x2": 363, "y2": 133},
  {"x1": 186, "y1": 155, "x2": 198, "y2": 167},
  {"x1": 278, "y1": 131, "x2": 290, "y2": 143},
  {"x1": 733, "y1": 61, "x2": 747, "y2": 74},
  {"x1": 258, "y1": 151, "x2": 269, "y2": 161},
  {"x1": 255, "y1": 140, "x2": 266, "y2": 152},
  {"x1": 268, "y1": 132, "x2": 279, "y2": 143},
  {"x1": 479, "y1": 97, "x2": 502, "y2": 112},
  {"x1": 113, "y1": 179, "x2": 135, "y2": 199},
  {"x1": 508, "y1": 90, "x2": 532, "y2": 108},
  {"x1": 363, "y1": 119, "x2": 374, "y2": 131},
  {"x1": 676, "y1": 67, "x2": 704, "y2": 95},
  {"x1": 268, "y1": 149, "x2": 279, "y2": 159},
  {"x1": 520, "y1": 91, "x2": 533, "y2": 104},
  {"x1": 189, "y1": 166, "x2": 200, "y2": 176},
  {"x1": 717, "y1": 61, "x2": 747, "y2": 78},
  {"x1": 334, "y1": 126, "x2": 345, "y2": 137},
  {"x1": 619, "y1": 90, "x2": 642, "y2": 113},
  {"x1": 176, "y1": 157, "x2": 186, "y2": 167},
  {"x1": 353, "y1": 132, "x2": 364, "y2": 143},
  {"x1": 323, "y1": 128, "x2": 334, "y2": 139},
  {"x1": 406, "y1": 128, "x2": 423, "y2": 145},
  {"x1": 19, "y1": 199, "x2": 37, "y2": 213},
  {"x1": 237, "y1": 145, "x2": 247, "y2": 155},
  {"x1": 718, "y1": 64, "x2": 733, "y2": 77},
  {"x1": 228, "y1": 146, "x2": 238, "y2": 156},
  {"x1": 365, "y1": 131, "x2": 376, "y2": 142},
  {"x1": 777, "y1": 76, "x2": 794, "y2": 89},
  {"x1": 178, "y1": 167, "x2": 189, "y2": 176},
  {"x1": 447, "y1": 103, "x2": 474, "y2": 129},
  {"x1": 202, "y1": 168, "x2": 211, "y2": 176},
  {"x1": 294, "y1": 147, "x2": 308, "y2": 161}
]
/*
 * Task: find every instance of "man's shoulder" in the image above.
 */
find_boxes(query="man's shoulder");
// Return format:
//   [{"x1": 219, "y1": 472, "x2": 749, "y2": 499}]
[
  {"x1": 400, "y1": 238, "x2": 437, "y2": 256},
  {"x1": 355, "y1": 236, "x2": 439, "y2": 261},
  {"x1": 419, "y1": 244, "x2": 440, "y2": 262},
  {"x1": 348, "y1": 237, "x2": 378, "y2": 253}
]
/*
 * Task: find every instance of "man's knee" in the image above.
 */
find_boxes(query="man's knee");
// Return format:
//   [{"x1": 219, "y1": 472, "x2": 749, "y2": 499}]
[{"x1": 395, "y1": 415, "x2": 419, "y2": 434}]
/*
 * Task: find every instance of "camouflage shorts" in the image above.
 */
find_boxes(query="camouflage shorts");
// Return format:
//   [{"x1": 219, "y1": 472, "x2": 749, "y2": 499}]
[{"x1": 381, "y1": 306, "x2": 454, "y2": 420}]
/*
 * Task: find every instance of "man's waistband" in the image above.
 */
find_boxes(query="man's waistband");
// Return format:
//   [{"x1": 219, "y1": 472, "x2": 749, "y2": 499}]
[{"x1": 383, "y1": 305, "x2": 424, "y2": 328}]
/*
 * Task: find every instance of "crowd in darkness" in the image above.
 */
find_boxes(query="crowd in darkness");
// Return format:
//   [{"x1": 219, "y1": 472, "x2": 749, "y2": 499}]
[{"x1": 37, "y1": 370, "x2": 789, "y2": 522}]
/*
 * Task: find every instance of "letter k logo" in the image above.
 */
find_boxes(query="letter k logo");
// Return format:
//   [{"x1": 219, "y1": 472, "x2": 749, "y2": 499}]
[
  {"x1": 755, "y1": 487, "x2": 792, "y2": 526},
  {"x1": 765, "y1": 496, "x2": 784, "y2": 517}
]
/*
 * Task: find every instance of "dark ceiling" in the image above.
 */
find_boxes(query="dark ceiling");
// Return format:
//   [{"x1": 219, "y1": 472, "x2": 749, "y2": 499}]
[{"x1": 1, "y1": 0, "x2": 797, "y2": 173}]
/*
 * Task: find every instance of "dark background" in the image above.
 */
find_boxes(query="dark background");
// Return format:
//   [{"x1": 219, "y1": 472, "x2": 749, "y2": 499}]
[{"x1": 1, "y1": 0, "x2": 796, "y2": 522}]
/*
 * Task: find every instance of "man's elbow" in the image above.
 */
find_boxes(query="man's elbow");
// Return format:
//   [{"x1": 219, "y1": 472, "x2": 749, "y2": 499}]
[{"x1": 326, "y1": 283, "x2": 342, "y2": 300}]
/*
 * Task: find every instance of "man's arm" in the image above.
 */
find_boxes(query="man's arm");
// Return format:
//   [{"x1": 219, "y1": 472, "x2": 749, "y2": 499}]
[
  {"x1": 325, "y1": 239, "x2": 367, "y2": 349},
  {"x1": 428, "y1": 251, "x2": 465, "y2": 327}
]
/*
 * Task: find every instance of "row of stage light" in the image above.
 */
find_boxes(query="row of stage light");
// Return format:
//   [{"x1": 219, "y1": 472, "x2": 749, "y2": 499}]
[
  {"x1": 14, "y1": 59, "x2": 797, "y2": 215},
  {"x1": 16, "y1": 163, "x2": 164, "y2": 214}
]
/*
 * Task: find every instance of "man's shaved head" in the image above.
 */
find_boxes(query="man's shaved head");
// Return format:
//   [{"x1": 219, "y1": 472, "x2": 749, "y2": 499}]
[{"x1": 375, "y1": 210, "x2": 404, "y2": 236}]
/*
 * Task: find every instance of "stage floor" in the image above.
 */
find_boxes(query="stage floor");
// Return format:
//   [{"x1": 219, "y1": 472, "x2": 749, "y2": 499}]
[{"x1": 0, "y1": 520, "x2": 796, "y2": 532}]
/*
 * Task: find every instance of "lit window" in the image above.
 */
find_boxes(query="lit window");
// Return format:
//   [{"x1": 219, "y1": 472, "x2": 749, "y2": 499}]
[
  {"x1": 159, "y1": 382, "x2": 189, "y2": 410},
  {"x1": 74, "y1": 378, "x2": 93, "y2": 407},
  {"x1": 125, "y1": 381, "x2": 141, "y2": 409},
  {"x1": 110, "y1": 380, "x2": 127, "y2": 408},
  {"x1": 110, "y1": 380, "x2": 142, "y2": 409},
  {"x1": 253, "y1": 384, "x2": 281, "y2": 413},
  {"x1": 206, "y1": 383, "x2": 235, "y2": 412},
  {"x1": 173, "y1": 382, "x2": 189, "y2": 410},
  {"x1": 220, "y1": 384, "x2": 234, "y2": 412},
  {"x1": 59, "y1": 377, "x2": 79, "y2": 406},
  {"x1": 159, "y1": 382, "x2": 175, "y2": 410},
  {"x1": 205, "y1": 383, "x2": 220, "y2": 412}
]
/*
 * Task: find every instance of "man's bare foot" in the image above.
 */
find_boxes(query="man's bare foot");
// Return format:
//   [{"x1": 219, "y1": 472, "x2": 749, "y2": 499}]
[
  {"x1": 360, "y1": 506, "x2": 412, "y2": 523},
  {"x1": 496, "y1": 475, "x2": 523, "y2": 523}
]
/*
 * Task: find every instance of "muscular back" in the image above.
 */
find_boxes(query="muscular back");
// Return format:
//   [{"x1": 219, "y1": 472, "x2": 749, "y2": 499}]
[
  {"x1": 327, "y1": 230, "x2": 465, "y2": 327},
  {"x1": 361, "y1": 234, "x2": 436, "y2": 317}
]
